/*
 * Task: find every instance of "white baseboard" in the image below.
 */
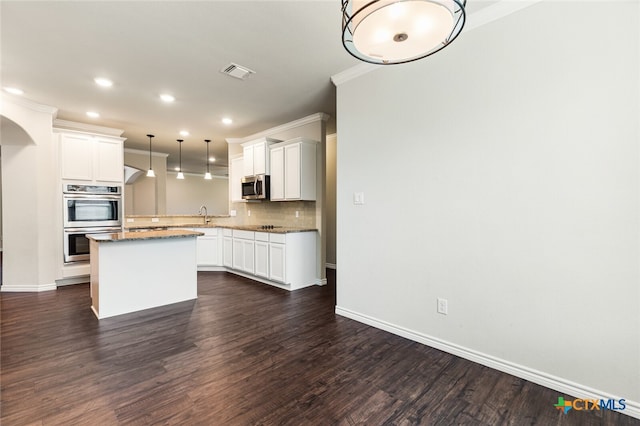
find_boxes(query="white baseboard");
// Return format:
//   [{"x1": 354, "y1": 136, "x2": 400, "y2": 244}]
[
  {"x1": 335, "y1": 305, "x2": 639, "y2": 420},
  {"x1": 325, "y1": 263, "x2": 337, "y2": 270},
  {"x1": 1, "y1": 282, "x2": 57, "y2": 292}
]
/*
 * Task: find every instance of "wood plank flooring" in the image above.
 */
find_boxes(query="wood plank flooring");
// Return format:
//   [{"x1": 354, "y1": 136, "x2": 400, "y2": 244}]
[{"x1": 1, "y1": 271, "x2": 636, "y2": 425}]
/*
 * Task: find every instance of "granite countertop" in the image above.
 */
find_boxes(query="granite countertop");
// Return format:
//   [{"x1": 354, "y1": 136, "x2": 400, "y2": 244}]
[
  {"x1": 219, "y1": 225, "x2": 317, "y2": 234},
  {"x1": 125, "y1": 222, "x2": 218, "y2": 229},
  {"x1": 87, "y1": 229, "x2": 204, "y2": 243},
  {"x1": 123, "y1": 224, "x2": 317, "y2": 234}
]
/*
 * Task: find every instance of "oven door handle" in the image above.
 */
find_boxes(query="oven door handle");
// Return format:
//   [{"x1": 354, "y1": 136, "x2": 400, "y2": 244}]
[
  {"x1": 64, "y1": 227, "x2": 122, "y2": 233},
  {"x1": 63, "y1": 194, "x2": 122, "y2": 200}
]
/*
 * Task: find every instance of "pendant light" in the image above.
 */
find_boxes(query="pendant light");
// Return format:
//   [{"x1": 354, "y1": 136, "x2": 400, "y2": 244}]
[
  {"x1": 176, "y1": 139, "x2": 185, "y2": 179},
  {"x1": 341, "y1": 0, "x2": 466, "y2": 65},
  {"x1": 146, "y1": 134, "x2": 155, "y2": 177},
  {"x1": 204, "y1": 139, "x2": 212, "y2": 180}
]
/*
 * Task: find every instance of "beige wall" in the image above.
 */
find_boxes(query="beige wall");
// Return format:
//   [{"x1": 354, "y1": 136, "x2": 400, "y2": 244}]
[
  {"x1": 124, "y1": 150, "x2": 167, "y2": 215},
  {"x1": 0, "y1": 97, "x2": 58, "y2": 291},
  {"x1": 166, "y1": 172, "x2": 228, "y2": 216},
  {"x1": 336, "y1": 0, "x2": 639, "y2": 409}
]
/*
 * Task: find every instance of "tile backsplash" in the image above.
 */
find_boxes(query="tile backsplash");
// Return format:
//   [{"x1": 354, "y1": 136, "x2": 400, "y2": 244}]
[{"x1": 231, "y1": 200, "x2": 316, "y2": 228}]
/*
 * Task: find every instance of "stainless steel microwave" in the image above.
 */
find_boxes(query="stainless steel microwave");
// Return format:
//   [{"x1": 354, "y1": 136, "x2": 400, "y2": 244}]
[{"x1": 241, "y1": 174, "x2": 270, "y2": 200}]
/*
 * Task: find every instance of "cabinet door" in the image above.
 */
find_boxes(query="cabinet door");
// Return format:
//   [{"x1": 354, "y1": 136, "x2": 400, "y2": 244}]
[
  {"x1": 270, "y1": 146, "x2": 285, "y2": 200},
  {"x1": 269, "y1": 243, "x2": 286, "y2": 283},
  {"x1": 232, "y1": 238, "x2": 244, "y2": 270},
  {"x1": 60, "y1": 134, "x2": 93, "y2": 181},
  {"x1": 243, "y1": 145, "x2": 254, "y2": 176},
  {"x1": 242, "y1": 240, "x2": 255, "y2": 274},
  {"x1": 94, "y1": 138, "x2": 123, "y2": 182},
  {"x1": 255, "y1": 241, "x2": 269, "y2": 278},
  {"x1": 223, "y1": 237, "x2": 233, "y2": 267},
  {"x1": 197, "y1": 236, "x2": 218, "y2": 266},
  {"x1": 230, "y1": 157, "x2": 244, "y2": 202},
  {"x1": 253, "y1": 142, "x2": 267, "y2": 175},
  {"x1": 284, "y1": 143, "x2": 301, "y2": 199}
]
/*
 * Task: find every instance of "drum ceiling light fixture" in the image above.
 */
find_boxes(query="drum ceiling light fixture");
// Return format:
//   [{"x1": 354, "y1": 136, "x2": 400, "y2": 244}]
[{"x1": 341, "y1": 0, "x2": 466, "y2": 65}]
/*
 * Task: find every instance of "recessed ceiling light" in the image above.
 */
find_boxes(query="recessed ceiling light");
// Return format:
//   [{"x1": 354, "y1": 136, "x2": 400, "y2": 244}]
[
  {"x1": 160, "y1": 94, "x2": 175, "y2": 103},
  {"x1": 222, "y1": 117, "x2": 233, "y2": 125},
  {"x1": 94, "y1": 77, "x2": 113, "y2": 87},
  {"x1": 86, "y1": 111, "x2": 100, "y2": 118},
  {"x1": 4, "y1": 87, "x2": 24, "y2": 95},
  {"x1": 179, "y1": 130, "x2": 189, "y2": 136},
  {"x1": 209, "y1": 157, "x2": 216, "y2": 163}
]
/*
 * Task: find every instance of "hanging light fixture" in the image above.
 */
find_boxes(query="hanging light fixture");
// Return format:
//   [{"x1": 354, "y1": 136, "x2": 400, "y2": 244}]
[
  {"x1": 146, "y1": 134, "x2": 155, "y2": 177},
  {"x1": 341, "y1": 0, "x2": 466, "y2": 65},
  {"x1": 204, "y1": 139, "x2": 212, "y2": 180},
  {"x1": 176, "y1": 139, "x2": 185, "y2": 179}
]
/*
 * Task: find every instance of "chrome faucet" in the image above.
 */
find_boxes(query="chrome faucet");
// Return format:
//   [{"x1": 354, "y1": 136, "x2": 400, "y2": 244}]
[{"x1": 198, "y1": 205, "x2": 210, "y2": 223}]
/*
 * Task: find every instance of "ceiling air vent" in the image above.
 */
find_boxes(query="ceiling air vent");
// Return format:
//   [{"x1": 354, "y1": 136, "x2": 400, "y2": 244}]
[{"x1": 220, "y1": 63, "x2": 255, "y2": 80}]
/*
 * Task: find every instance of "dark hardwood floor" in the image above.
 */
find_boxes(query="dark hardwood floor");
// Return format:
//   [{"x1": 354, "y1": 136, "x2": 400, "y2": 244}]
[{"x1": 1, "y1": 270, "x2": 636, "y2": 425}]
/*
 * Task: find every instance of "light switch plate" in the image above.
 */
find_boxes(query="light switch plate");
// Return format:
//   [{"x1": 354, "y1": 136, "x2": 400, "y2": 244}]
[{"x1": 353, "y1": 192, "x2": 365, "y2": 205}]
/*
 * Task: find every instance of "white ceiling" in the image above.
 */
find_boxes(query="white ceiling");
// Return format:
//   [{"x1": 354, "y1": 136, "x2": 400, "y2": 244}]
[{"x1": 1, "y1": 0, "x2": 499, "y2": 175}]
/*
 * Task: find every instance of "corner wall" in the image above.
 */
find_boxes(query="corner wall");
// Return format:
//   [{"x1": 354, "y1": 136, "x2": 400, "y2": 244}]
[
  {"x1": 335, "y1": 0, "x2": 639, "y2": 415},
  {"x1": 0, "y1": 96, "x2": 58, "y2": 291}
]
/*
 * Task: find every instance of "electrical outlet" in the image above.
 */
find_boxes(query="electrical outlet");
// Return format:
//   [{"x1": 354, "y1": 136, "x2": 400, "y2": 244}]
[
  {"x1": 295, "y1": 211, "x2": 299, "y2": 218},
  {"x1": 151, "y1": 217, "x2": 159, "y2": 223},
  {"x1": 247, "y1": 209, "x2": 251, "y2": 217},
  {"x1": 437, "y1": 298, "x2": 448, "y2": 315}
]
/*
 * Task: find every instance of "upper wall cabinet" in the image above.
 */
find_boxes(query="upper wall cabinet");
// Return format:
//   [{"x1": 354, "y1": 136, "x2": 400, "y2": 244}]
[
  {"x1": 242, "y1": 137, "x2": 281, "y2": 177},
  {"x1": 230, "y1": 155, "x2": 244, "y2": 203},
  {"x1": 270, "y1": 138, "x2": 318, "y2": 201},
  {"x1": 58, "y1": 132, "x2": 125, "y2": 184}
]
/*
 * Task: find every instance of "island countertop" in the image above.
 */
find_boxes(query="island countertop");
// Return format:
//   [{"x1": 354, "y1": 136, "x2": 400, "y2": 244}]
[{"x1": 87, "y1": 229, "x2": 204, "y2": 242}]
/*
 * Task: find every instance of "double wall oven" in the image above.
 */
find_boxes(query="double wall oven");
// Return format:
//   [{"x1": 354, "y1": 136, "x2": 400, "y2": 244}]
[{"x1": 63, "y1": 184, "x2": 122, "y2": 263}]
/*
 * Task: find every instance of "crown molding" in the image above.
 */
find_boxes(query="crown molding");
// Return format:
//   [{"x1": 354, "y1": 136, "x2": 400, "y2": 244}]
[
  {"x1": 330, "y1": 0, "x2": 545, "y2": 86},
  {"x1": 53, "y1": 119, "x2": 125, "y2": 137},
  {"x1": 331, "y1": 63, "x2": 378, "y2": 86},
  {"x1": 226, "y1": 112, "x2": 329, "y2": 144},
  {"x1": 124, "y1": 148, "x2": 169, "y2": 158},
  {"x1": 0, "y1": 93, "x2": 58, "y2": 115}
]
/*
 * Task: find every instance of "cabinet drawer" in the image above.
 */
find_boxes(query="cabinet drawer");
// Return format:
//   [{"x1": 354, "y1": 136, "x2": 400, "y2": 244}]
[
  {"x1": 222, "y1": 228, "x2": 233, "y2": 237},
  {"x1": 270, "y1": 233, "x2": 286, "y2": 244},
  {"x1": 255, "y1": 232, "x2": 269, "y2": 242},
  {"x1": 233, "y1": 229, "x2": 254, "y2": 240}
]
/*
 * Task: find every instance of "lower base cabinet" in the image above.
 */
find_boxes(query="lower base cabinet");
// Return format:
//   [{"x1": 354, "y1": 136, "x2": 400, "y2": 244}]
[{"x1": 191, "y1": 227, "x2": 318, "y2": 291}]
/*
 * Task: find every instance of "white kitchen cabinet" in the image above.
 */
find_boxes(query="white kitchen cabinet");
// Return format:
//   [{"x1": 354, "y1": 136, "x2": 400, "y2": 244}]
[
  {"x1": 242, "y1": 137, "x2": 280, "y2": 177},
  {"x1": 223, "y1": 229, "x2": 233, "y2": 268},
  {"x1": 230, "y1": 156, "x2": 244, "y2": 203},
  {"x1": 269, "y1": 138, "x2": 317, "y2": 201},
  {"x1": 267, "y1": 231, "x2": 317, "y2": 289},
  {"x1": 269, "y1": 239, "x2": 286, "y2": 283},
  {"x1": 194, "y1": 228, "x2": 220, "y2": 267},
  {"x1": 232, "y1": 230, "x2": 255, "y2": 274},
  {"x1": 254, "y1": 232, "x2": 269, "y2": 279},
  {"x1": 95, "y1": 138, "x2": 124, "y2": 182},
  {"x1": 270, "y1": 146, "x2": 285, "y2": 200},
  {"x1": 59, "y1": 132, "x2": 124, "y2": 183}
]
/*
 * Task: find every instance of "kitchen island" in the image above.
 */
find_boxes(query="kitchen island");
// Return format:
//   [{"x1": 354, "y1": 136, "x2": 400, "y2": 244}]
[{"x1": 88, "y1": 229, "x2": 203, "y2": 319}]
